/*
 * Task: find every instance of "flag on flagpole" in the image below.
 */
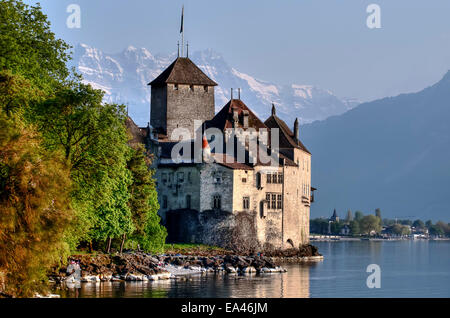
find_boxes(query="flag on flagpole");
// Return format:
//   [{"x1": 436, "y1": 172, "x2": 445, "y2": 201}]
[
  {"x1": 202, "y1": 134, "x2": 212, "y2": 162},
  {"x1": 180, "y1": 5, "x2": 184, "y2": 34}
]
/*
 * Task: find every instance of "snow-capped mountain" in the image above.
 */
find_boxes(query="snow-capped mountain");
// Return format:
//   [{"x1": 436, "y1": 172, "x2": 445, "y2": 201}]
[{"x1": 70, "y1": 43, "x2": 359, "y2": 127}]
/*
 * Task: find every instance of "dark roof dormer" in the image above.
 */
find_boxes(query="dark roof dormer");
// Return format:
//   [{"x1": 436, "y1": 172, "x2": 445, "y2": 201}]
[{"x1": 264, "y1": 106, "x2": 310, "y2": 154}]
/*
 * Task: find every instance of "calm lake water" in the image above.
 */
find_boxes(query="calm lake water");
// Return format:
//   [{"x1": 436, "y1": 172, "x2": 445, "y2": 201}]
[{"x1": 56, "y1": 240, "x2": 450, "y2": 298}]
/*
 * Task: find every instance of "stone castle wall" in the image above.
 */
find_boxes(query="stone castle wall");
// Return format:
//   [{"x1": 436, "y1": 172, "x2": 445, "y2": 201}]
[{"x1": 166, "y1": 83, "x2": 215, "y2": 140}]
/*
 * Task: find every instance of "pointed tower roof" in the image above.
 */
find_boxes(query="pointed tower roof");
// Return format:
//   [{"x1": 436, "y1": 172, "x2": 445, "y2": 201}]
[
  {"x1": 148, "y1": 57, "x2": 217, "y2": 86},
  {"x1": 332, "y1": 209, "x2": 337, "y2": 218},
  {"x1": 264, "y1": 109, "x2": 310, "y2": 154}
]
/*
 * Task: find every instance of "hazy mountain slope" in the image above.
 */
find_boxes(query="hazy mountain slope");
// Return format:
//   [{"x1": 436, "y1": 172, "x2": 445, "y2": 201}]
[
  {"x1": 301, "y1": 71, "x2": 450, "y2": 221},
  {"x1": 70, "y1": 44, "x2": 359, "y2": 126}
]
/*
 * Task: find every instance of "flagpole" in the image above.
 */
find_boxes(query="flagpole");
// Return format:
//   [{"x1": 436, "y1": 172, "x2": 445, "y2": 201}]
[{"x1": 181, "y1": 5, "x2": 184, "y2": 57}]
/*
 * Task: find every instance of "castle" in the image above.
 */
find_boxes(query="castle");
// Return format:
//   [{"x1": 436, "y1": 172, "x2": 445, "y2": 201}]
[{"x1": 128, "y1": 53, "x2": 315, "y2": 251}]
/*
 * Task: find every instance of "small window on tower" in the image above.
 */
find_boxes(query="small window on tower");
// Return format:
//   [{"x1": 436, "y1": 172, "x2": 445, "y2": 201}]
[
  {"x1": 203, "y1": 85, "x2": 208, "y2": 92},
  {"x1": 174, "y1": 84, "x2": 178, "y2": 90},
  {"x1": 243, "y1": 197, "x2": 250, "y2": 210},
  {"x1": 189, "y1": 85, "x2": 194, "y2": 92},
  {"x1": 213, "y1": 194, "x2": 221, "y2": 209}
]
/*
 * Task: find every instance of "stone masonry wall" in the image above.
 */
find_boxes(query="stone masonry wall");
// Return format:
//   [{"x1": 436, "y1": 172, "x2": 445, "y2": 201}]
[{"x1": 166, "y1": 83, "x2": 215, "y2": 140}]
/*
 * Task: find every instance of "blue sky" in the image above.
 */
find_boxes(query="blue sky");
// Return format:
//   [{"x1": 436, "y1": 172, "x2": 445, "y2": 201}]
[{"x1": 27, "y1": 0, "x2": 450, "y2": 102}]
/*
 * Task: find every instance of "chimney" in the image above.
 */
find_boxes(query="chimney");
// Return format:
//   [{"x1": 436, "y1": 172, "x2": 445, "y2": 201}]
[
  {"x1": 231, "y1": 88, "x2": 233, "y2": 100},
  {"x1": 238, "y1": 88, "x2": 241, "y2": 100},
  {"x1": 293, "y1": 118, "x2": 299, "y2": 141},
  {"x1": 243, "y1": 110, "x2": 249, "y2": 128}
]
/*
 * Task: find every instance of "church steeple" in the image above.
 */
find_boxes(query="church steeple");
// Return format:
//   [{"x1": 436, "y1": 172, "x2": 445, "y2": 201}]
[{"x1": 271, "y1": 103, "x2": 276, "y2": 116}]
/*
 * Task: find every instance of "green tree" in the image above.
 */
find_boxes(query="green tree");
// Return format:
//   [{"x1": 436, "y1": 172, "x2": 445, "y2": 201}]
[
  {"x1": 429, "y1": 225, "x2": 444, "y2": 237},
  {"x1": 349, "y1": 220, "x2": 360, "y2": 235},
  {"x1": 0, "y1": 70, "x2": 44, "y2": 118},
  {"x1": 31, "y1": 82, "x2": 135, "y2": 249},
  {"x1": 425, "y1": 220, "x2": 433, "y2": 228},
  {"x1": 124, "y1": 145, "x2": 166, "y2": 253},
  {"x1": 354, "y1": 211, "x2": 364, "y2": 221},
  {"x1": 412, "y1": 219, "x2": 425, "y2": 229},
  {"x1": 0, "y1": 113, "x2": 73, "y2": 297},
  {"x1": 390, "y1": 224, "x2": 410, "y2": 236},
  {"x1": 360, "y1": 215, "x2": 382, "y2": 235},
  {"x1": 0, "y1": 0, "x2": 71, "y2": 90}
]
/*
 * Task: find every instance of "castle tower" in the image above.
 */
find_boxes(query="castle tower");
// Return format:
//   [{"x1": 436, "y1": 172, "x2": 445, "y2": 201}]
[{"x1": 148, "y1": 57, "x2": 217, "y2": 141}]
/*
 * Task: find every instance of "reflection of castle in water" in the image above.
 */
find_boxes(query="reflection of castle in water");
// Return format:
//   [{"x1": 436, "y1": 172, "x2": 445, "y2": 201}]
[
  {"x1": 59, "y1": 265, "x2": 311, "y2": 298},
  {"x1": 247, "y1": 265, "x2": 310, "y2": 298}
]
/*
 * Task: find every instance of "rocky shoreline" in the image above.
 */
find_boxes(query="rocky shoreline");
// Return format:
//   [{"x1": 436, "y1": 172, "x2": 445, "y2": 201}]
[{"x1": 49, "y1": 245, "x2": 322, "y2": 284}]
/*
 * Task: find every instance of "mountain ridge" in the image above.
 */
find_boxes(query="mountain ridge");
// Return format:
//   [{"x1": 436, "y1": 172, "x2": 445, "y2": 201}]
[
  {"x1": 301, "y1": 70, "x2": 450, "y2": 221},
  {"x1": 70, "y1": 43, "x2": 360, "y2": 127}
]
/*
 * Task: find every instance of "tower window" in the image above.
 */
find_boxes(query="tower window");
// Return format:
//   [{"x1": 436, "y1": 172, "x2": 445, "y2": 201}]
[
  {"x1": 267, "y1": 173, "x2": 272, "y2": 184},
  {"x1": 213, "y1": 195, "x2": 221, "y2": 209},
  {"x1": 203, "y1": 85, "x2": 208, "y2": 92},
  {"x1": 174, "y1": 84, "x2": 178, "y2": 90},
  {"x1": 189, "y1": 85, "x2": 194, "y2": 92},
  {"x1": 186, "y1": 195, "x2": 191, "y2": 209},
  {"x1": 243, "y1": 197, "x2": 250, "y2": 210}
]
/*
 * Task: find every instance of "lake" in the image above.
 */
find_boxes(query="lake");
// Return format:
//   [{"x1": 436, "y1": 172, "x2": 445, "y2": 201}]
[{"x1": 56, "y1": 240, "x2": 450, "y2": 298}]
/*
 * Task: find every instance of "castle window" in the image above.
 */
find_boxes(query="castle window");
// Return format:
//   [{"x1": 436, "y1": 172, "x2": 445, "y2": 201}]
[
  {"x1": 161, "y1": 173, "x2": 168, "y2": 184},
  {"x1": 177, "y1": 172, "x2": 184, "y2": 183},
  {"x1": 277, "y1": 194, "x2": 283, "y2": 209},
  {"x1": 203, "y1": 85, "x2": 208, "y2": 92},
  {"x1": 189, "y1": 85, "x2": 194, "y2": 92},
  {"x1": 213, "y1": 195, "x2": 221, "y2": 209},
  {"x1": 272, "y1": 173, "x2": 277, "y2": 184},
  {"x1": 162, "y1": 195, "x2": 168, "y2": 209},
  {"x1": 168, "y1": 172, "x2": 174, "y2": 184},
  {"x1": 174, "y1": 84, "x2": 178, "y2": 90},
  {"x1": 278, "y1": 173, "x2": 283, "y2": 184},
  {"x1": 266, "y1": 192, "x2": 282, "y2": 210},
  {"x1": 243, "y1": 197, "x2": 250, "y2": 210},
  {"x1": 186, "y1": 195, "x2": 191, "y2": 209},
  {"x1": 242, "y1": 178, "x2": 247, "y2": 183},
  {"x1": 267, "y1": 173, "x2": 272, "y2": 184}
]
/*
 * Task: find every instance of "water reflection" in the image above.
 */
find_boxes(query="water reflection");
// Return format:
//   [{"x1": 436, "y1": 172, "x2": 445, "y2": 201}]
[
  {"x1": 54, "y1": 241, "x2": 450, "y2": 298},
  {"x1": 56, "y1": 266, "x2": 312, "y2": 298}
]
